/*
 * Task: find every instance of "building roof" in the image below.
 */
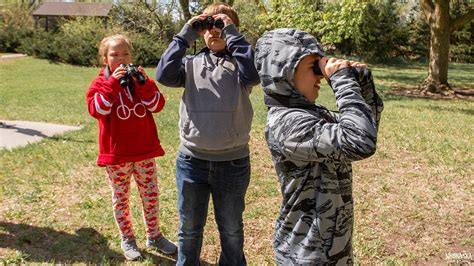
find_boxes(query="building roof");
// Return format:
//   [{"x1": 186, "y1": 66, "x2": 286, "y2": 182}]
[{"x1": 32, "y1": 2, "x2": 113, "y2": 17}]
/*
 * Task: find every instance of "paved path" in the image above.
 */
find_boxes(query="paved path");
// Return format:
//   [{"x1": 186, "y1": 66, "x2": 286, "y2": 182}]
[
  {"x1": 0, "y1": 53, "x2": 27, "y2": 59},
  {"x1": 0, "y1": 120, "x2": 82, "y2": 150}
]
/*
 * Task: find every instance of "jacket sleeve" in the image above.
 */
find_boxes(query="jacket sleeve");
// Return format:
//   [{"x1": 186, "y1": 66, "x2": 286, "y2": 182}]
[
  {"x1": 357, "y1": 70, "x2": 384, "y2": 130},
  {"x1": 156, "y1": 24, "x2": 199, "y2": 88},
  {"x1": 224, "y1": 25, "x2": 261, "y2": 88},
  {"x1": 86, "y1": 75, "x2": 121, "y2": 119},
  {"x1": 273, "y1": 68, "x2": 382, "y2": 163},
  {"x1": 137, "y1": 78, "x2": 165, "y2": 113}
]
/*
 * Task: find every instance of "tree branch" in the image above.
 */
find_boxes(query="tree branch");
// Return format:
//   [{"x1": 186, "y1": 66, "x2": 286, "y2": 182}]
[
  {"x1": 451, "y1": 8, "x2": 474, "y2": 32},
  {"x1": 419, "y1": 0, "x2": 434, "y2": 22},
  {"x1": 179, "y1": 0, "x2": 191, "y2": 21},
  {"x1": 255, "y1": 0, "x2": 267, "y2": 14}
]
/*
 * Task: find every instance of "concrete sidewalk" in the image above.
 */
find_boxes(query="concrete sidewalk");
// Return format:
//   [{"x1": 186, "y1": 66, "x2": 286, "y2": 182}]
[{"x1": 0, "y1": 120, "x2": 82, "y2": 150}]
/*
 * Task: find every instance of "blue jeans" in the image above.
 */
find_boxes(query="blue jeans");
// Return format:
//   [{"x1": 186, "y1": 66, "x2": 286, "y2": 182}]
[{"x1": 176, "y1": 152, "x2": 250, "y2": 266}]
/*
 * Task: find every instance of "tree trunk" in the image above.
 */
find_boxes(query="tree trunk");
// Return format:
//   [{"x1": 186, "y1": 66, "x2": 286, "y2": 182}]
[{"x1": 420, "y1": 0, "x2": 452, "y2": 95}]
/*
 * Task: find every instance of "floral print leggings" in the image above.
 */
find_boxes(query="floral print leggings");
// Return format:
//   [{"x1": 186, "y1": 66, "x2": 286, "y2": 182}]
[{"x1": 106, "y1": 158, "x2": 161, "y2": 241}]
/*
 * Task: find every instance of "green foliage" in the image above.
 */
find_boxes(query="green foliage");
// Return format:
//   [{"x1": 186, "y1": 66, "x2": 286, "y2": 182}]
[
  {"x1": 55, "y1": 17, "x2": 112, "y2": 66},
  {"x1": 318, "y1": 1, "x2": 406, "y2": 61},
  {"x1": 17, "y1": 30, "x2": 59, "y2": 61},
  {"x1": 110, "y1": 1, "x2": 176, "y2": 42},
  {"x1": 0, "y1": 3, "x2": 34, "y2": 52},
  {"x1": 233, "y1": 0, "x2": 263, "y2": 45},
  {"x1": 1, "y1": 2, "x2": 175, "y2": 66},
  {"x1": 258, "y1": 0, "x2": 406, "y2": 61},
  {"x1": 2, "y1": 0, "x2": 472, "y2": 65},
  {"x1": 258, "y1": 0, "x2": 322, "y2": 37},
  {"x1": 130, "y1": 33, "x2": 169, "y2": 67},
  {"x1": 318, "y1": 1, "x2": 368, "y2": 55},
  {"x1": 450, "y1": 1, "x2": 474, "y2": 63},
  {"x1": 404, "y1": 5, "x2": 430, "y2": 60},
  {"x1": 358, "y1": 2, "x2": 407, "y2": 60}
]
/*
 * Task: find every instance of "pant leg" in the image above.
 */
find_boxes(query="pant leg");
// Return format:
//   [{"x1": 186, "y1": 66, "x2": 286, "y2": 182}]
[
  {"x1": 176, "y1": 152, "x2": 211, "y2": 266},
  {"x1": 106, "y1": 162, "x2": 134, "y2": 240},
  {"x1": 211, "y1": 156, "x2": 250, "y2": 266},
  {"x1": 132, "y1": 158, "x2": 161, "y2": 240}
]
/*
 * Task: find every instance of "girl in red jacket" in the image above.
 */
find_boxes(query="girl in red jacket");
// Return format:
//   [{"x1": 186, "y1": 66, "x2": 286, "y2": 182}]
[{"x1": 86, "y1": 34, "x2": 176, "y2": 260}]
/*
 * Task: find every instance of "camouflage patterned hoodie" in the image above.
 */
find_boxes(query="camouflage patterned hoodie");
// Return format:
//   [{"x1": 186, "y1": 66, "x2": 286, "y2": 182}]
[{"x1": 255, "y1": 28, "x2": 383, "y2": 265}]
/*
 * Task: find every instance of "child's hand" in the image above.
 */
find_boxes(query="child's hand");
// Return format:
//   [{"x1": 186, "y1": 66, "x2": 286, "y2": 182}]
[
  {"x1": 348, "y1": 60, "x2": 368, "y2": 69},
  {"x1": 112, "y1": 65, "x2": 127, "y2": 80},
  {"x1": 187, "y1": 15, "x2": 208, "y2": 36},
  {"x1": 138, "y1": 66, "x2": 148, "y2": 80},
  {"x1": 212, "y1": 14, "x2": 233, "y2": 28},
  {"x1": 322, "y1": 57, "x2": 367, "y2": 78}
]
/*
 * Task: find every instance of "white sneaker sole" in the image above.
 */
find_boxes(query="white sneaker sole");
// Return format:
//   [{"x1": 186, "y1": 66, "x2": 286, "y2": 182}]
[{"x1": 124, "y1": 254, "x2": 141, "y2": 261}]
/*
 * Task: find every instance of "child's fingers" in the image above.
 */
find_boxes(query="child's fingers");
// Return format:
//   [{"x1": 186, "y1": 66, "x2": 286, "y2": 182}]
[
  {"x1": 324, "y1": 57, "x2": 350, "y2": 77},
  {"x1": 112, "y1": 67, "x2": 126, "y2": 79},
  {"x1": 187, "y1": 15, "x2": 207, "y2": 35},
  {"x1": 186, "y1": 15, "x2": 200, "y2": 25},
  {"x1": 213, "y1": 13, "x2": 232, "y2": 27},
  {"x1": 138, "y1": 66, "x2": 148, "y2": 79},
  {"x1": 348, "y1": 61, "x2": 368, "y2": 68}
]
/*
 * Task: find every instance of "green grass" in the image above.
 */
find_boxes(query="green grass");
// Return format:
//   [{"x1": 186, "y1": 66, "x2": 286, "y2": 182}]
[{"x1": 1, "y1": 57, "x2": 473, "y2": 264}]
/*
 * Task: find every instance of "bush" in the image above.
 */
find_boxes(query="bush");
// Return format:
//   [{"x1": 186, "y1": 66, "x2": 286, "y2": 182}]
[
  {"x1": 130, "y1": 33, "x2": 169, "y2": 67},
  {"x1": 0, "y1": 3, "x2": 34, "y2": 52},
  {"x1": 54, "y1": 17, "x2": 114, "y2": 66},
  {"x1": 17, "y1": 30, "x2": 59, "y2": 61},
  {"x1": 318, "y1": 1, "x2": 406, "y2": 61},
  {"x1": 450, "y1": 2, "x2": 473, "y2": 63},
  {"x1": 110, "y1": 1, "x2": 175, "y2": 43},
  {"x1": 404, "y1": 5, "x2": 430, "y2": 60}
]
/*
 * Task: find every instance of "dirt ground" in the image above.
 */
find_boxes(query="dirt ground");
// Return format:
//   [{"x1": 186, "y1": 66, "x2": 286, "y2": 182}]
[{"x1": 390, "y1": 86, "x2": 474, "y2": 100}]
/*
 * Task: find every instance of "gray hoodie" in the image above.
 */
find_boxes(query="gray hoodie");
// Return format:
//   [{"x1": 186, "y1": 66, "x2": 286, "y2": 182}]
[
  {"x1": 156, "y1": 24, "x2": 260, "y2": 161},
  {"x1": 255, "y1": 28, "x2": 383, "y2": 265}
]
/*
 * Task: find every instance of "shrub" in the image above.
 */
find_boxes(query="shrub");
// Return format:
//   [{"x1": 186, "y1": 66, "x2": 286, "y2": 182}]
[
  {"x1": 0, "y1": 3, "x2": 34, "y2": 52},
  {"x1": 449, "y1": 1, "x2": 473, "y2": 63},
  {"x1": 17, "y1": 30, "x2": 59, "y2": 61},
  {"x1": 54, "y1": 17, "x2": 114, "y2": 66},
  {"x1": 130, "y1": 33, "x2": 168, "y2": 67}
]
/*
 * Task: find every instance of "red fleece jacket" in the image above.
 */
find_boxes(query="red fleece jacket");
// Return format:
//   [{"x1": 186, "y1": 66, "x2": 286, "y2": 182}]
[{"x1": 86, "y1": 68, "x2": 165, "y2": 166}]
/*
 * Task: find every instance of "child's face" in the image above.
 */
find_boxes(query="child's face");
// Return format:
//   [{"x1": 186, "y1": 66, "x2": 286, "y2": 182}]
[
  {"x1": 102, "y1": 39, "x2": 132, "y2": 72},
  {"x1": 293, "y1": 54, "x2": 325, "y2": 102},
  {"x1": 203, "y1": 27, "x2": 226, "y2": 52}
]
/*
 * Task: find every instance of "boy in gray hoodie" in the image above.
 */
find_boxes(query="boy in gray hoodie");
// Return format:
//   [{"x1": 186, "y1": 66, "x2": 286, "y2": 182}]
[
  {"x1": 156, "y1": 3, "x2": 260, "y2": 265},
  {"x1": 255, "y1": 28, "x2": 383, "y2": 265}
]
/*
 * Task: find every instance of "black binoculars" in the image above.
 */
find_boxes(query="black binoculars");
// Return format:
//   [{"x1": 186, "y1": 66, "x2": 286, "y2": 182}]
[
  {"x1": 192, "y1": 16, "x2": 225, "y2": 31},
  {"x1": 119, "y1": 63, "x2": 146, "y2": 87}
]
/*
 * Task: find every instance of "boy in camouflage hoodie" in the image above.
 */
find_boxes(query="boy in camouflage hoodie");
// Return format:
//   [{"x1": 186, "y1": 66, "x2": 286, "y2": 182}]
[{"x1": 255, "y1": 28, "x2": 383, "y2": 265}]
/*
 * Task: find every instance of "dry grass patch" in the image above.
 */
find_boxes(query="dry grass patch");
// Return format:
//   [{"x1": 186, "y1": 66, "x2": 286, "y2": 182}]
[{"x1": 353, "y1": 142, "x2": 473, "y2": 264}]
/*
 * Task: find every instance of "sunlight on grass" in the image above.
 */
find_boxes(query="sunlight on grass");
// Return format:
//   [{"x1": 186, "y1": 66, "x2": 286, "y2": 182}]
[{"x1": 1, "y1": 57, "x2": 473, "y2": 264}]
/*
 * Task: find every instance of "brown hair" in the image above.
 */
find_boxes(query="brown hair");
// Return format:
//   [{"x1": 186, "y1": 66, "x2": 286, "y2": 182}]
[
  {"x1": 98, "y1": 34, "x2": 132, "y2": 61},
  {"x1": 203, "y1": 3, "x2": 239, "y2": 28}
]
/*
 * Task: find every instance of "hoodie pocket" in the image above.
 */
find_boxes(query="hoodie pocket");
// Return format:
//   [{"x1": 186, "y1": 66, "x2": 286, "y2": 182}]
[{"x1": 181, "y1": 112, "x2": 235, "y2": 150}]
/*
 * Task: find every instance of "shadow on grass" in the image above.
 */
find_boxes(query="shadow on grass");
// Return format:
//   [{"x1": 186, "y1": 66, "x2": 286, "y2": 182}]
[
  {"x1": 425, "y1": 104, "x2": 474, "y2": 116},
  {"x1": 0, "y1": 222, "x2": 176, "y2": 264},
  {"x1": 49, "y1": 135, "x2": 95, "y2": 144}
]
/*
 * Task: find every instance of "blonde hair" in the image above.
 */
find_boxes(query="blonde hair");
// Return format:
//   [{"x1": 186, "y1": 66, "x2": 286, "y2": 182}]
[
  {"x1": 203, "y1": 3, "x2": 239, "y2": 28},
  {"x1": 99, "y1": 34, "x2": 132, "y2": 61}
]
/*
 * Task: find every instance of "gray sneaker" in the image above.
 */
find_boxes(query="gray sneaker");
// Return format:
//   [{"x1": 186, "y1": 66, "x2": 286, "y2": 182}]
[
  {"x1": 146, "y1": 235, "x2": 177, "y2": 255},
  {"x1": 121, "y1": 238, "x2": 141, "y2": 261}
]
